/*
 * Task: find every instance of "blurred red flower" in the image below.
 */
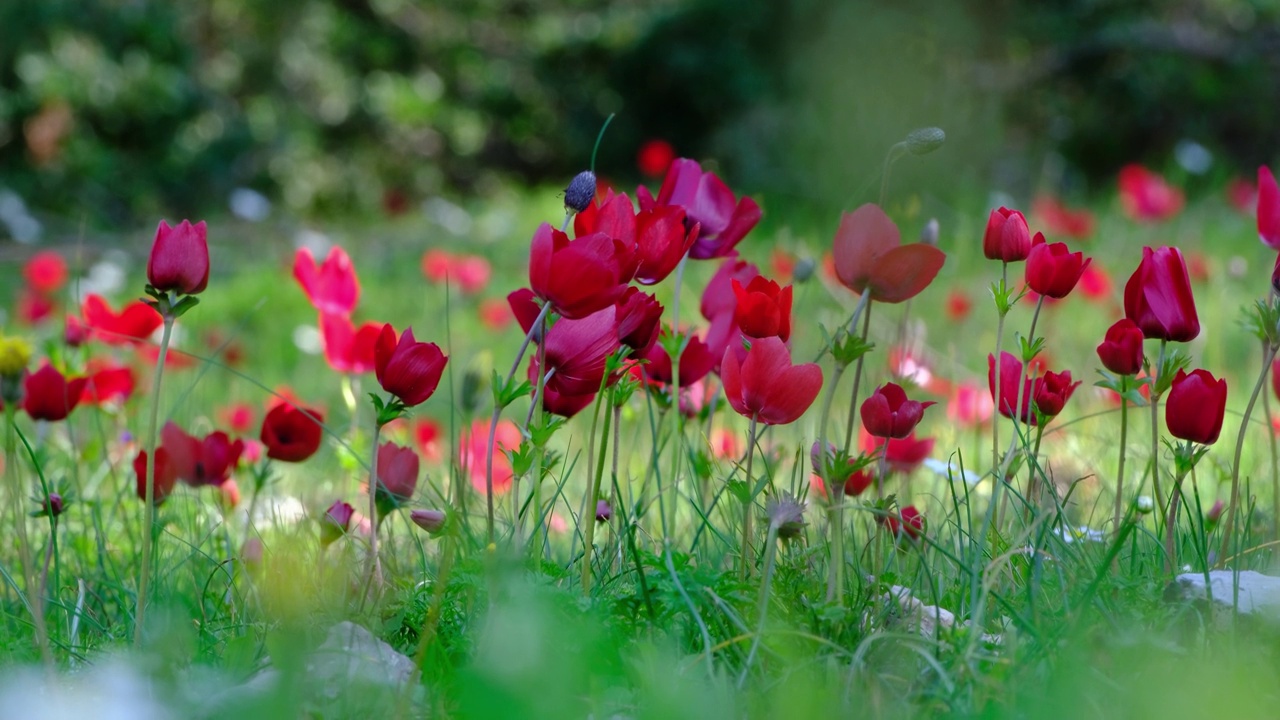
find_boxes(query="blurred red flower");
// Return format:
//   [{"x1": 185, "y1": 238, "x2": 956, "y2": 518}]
[
  {"x1": 23, "y1": 363, "x2": 86, "y2": 421},
  {"x1": 1032, "y1": 194, "x2": 1095, "y2": 240},
  {"x1": 636, "y1": 139, "x2": 675, "y2": 178},
  {"x1": 260, "y1": 403, "x2": 324, "y2": 463},
  {"x1": 637, "y1": 158, "x2": 761, "y2": 259},
  {"x1": 294, "y1": 246, "x2": 360, "y2": 316},
  {"x1": 82, "y1": 294, "x2": 162, "y2": 345},
  {"x1": 319, "y1": 312, "x2": 382, "y2": 374},
  {"x1": 833, "y1": 204, "x2": 945, "y2": 302},
  {"x1": 1118, "y1": 165, "x2": 1183, "y2": 222},
  {"x1": 23, "y1": 250, "x2": 68, "y2": 294},
  {"x1": 161, "y1": 422, "x2": 244, "y2": 487}
]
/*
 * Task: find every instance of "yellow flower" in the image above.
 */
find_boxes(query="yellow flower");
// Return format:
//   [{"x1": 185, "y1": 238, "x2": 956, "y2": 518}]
[{"x1": 0, "y1": 336, "x2": 32, "y2": 378}]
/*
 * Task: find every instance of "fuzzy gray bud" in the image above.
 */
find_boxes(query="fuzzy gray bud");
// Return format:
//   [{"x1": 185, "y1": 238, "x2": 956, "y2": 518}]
[
  {"x1": 792, "y1": 257, "x2": 817, "y2": 284},
  {"x1": 564, "y1": 171, "x2": 597, "y2": 213},
  {"x1": 766, "y1": 494, "x2": 807, "y2": 539},
  {"x1": 920, "y1": 218, "x2": 939, "y2": 247},
  {"x1": 905, "y1": 127, "x2": 945, "y2": 156}
]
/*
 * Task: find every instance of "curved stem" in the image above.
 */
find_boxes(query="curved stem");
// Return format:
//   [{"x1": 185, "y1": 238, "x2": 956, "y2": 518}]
[
  {"x1": 5, "y1": 407, "x2": 52, "y2": 668},
  {"x1": 134, "y1": 311, "x2": 174, "y2": 648},
  {"x1": 1220, "y1": 342, "x2": 1279, "y2": 565},
  {"x1": 739, "y1": 521, "x2": 780, "y2": 687},
  {"x1": 842, "y1": 300, "x2": 874, "y2": 452},
  {"x1": 1165, "y1": 461, "x2": 1190, "y2": 574},
  {"x1": 1114, "y1": 394, "x2": 1129, "y2": 535},
  {"x1": 580, "y1": 389, "x2": 613, "y2": 595}
]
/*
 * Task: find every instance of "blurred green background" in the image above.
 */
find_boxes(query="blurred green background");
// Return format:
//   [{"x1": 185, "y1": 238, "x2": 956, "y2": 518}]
[{"x1": 3, "y1": 0, "x2": 1279, "y2": 226}]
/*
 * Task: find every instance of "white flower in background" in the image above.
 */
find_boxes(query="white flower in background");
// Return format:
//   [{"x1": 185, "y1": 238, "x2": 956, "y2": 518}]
[
  {"x1": 922, "y1": 457, "x2": 982, "y2": 485},
  {"x1": 1053, "y1": 525, "x2": 1105, "y2": 544},
  {"x1": 229, "y1": 188, "x2": 271, "y2": 222},
  {"x1": 293, "y1": 228, "x2": 332, "y2": 255},
  {"x1": 424, "y1": 196, "x2": 472, "y2": 236},
  {"x1": 0, "y1": 189, "x2": 42, "y2": 244},
  {"x1": 292, "y1": 324, "x2": 322, "y2": 355},
  {"x1": 73, "y1": 254, "x2": 128, "y2": 302},
  {"x1": 1175, "y1": 139, "x2": 1212, "y2": 175}
]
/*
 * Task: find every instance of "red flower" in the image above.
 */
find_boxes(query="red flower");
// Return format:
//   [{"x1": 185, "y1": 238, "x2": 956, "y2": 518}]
[
  {"x1": 615, "y1": 287, "x2": 663, "y2": 354},
  {"x1": 946, "y1": 381, "x2": 993, "y2": 428},
  {"x1": 22, "y1": 363, "x2": 86, "y2": 421},
  {"x1": 537, "y1": 380, "x2": 597, "y2": 418},
  {"x1": 988, "y1": 351, "x2": 1036, "y2": 425},
  {"x1": 721, "y1": 336, "x2": 822, "y2": 425},
  {"x1": 219, "y1": 402, "x2": 256, "y2": 434},
  {"x1": 732, "y1": 277, "x2": 792, "y2": 342},
  {"x1": 134, "y1": 448, "x2": 179, "y2": 505},
  {"x1": 421, "y1": 249, "x2": 452, "y2": 283},
  {"x1": 1227, "y1": 177, "x2": 1257, "y2": 215},
  {"x1": 459, "y1": 419, "x2": 521, "y2": 495},
  {"x1": 1078, "y1": 262, "x2": 1113, "y2": 302},
  {"x1": 478, "y1": 298, "x2": 513, "y2": 331},
  {"x1": 833, "y1": 204, "x2": 946, "y2": 302},
  {"x1": 1032, "y1": 195, "x2": 1095, "y2": 240},
  {"x1": 1119, "y1": 165, "x2": 1184, "y2": 223},
  {"x1": 637, "y1": 158, "x2": 761, "y2": 259},
  {"x1": 23, "y1": 250, "x2": 68, "y2": 294},
  {"x1": 1097, "y1": 319, "x2": 1145, "y2": 376},
  {"x1": 452, "y1": 255, "x2": 491, "y2": 294},
  {"x1": 534, "y1": 306, "x2": 621, "y2": 397},
  {"x1": 412, "y1": 418, "x2": 443, "y2": 462},
  {"x1": 16, "y1": 289, "x2": 55, "y2": 326},
  {"x1": 79, "y1": 363, "x2": 135, "y2": 407},
  {"x1": 374, "y1": 324, "x2": 448, "y2": 407},
  {"x1": 293, "y1": 246, "x2": 359, "y2": 315},
  {"x1": 1123, "y1": 246, "x2": 1199, "y2": 343},
  {"x1": 374, "y1": 441, "x2": 419, "y2": 508},
  {"x1": 982, "y1": 207, "x2": 1033, "y2": 263},
  {"x1": 636, "y1": 139, "x2": 675, "y2": 178},
  {"x1": 260, "y1": 403, "x2": 324, "y2": 463},
  {"x1": 147, "y1": 219, "x2": 209, "y2": 295},
  {"x1": 809, "y1": 442, "x2": 874, "y2": 498},
  {"x1": 82, "y1": 294, "x2": 162, "y2": 345},
  {"x1": 883, "y1": 505, "x2": 924, "y2": 540},
  {"x1": 862, "y1": 430, "x2": 935, "y2": 474},
  {"x1": 1258, "y1": 166, "x2": 1280, "y2": 250},
  {"x1": 64, "y1": 315, "x2": 89, "y2": 347},
  {"x1": 1033, "y1": 369, "x2": 1080, "y2": 419},
  {"x1": 641, "y1": 329, "x2": 716, "y2": 388},
  {"x1": 1026, "y1": 238, "x2": 1091, "y2": 299},
  {"x1": 770, "y1": 249, "x2": 796, "y2": 282},
  {"x1": 1273, "y1": 357, "x2": 1280, "y2": 403},
  {"x1": 946, "y1": 289, "x2": 972, "y2": 322},
  {"x1": 529, "y1": 223, "x2": 632, "y2": 319},
  {"x1": 701, "y1": 253, "x2": 760, "y2": 321},
  {"x1": 1165, "y1": 368, "x2": 1227, "y2": 445},
  {"x1": 161, "y1": 422, "x2": 244, "y2": 487},
  {"x1": 575, "y1": 191, "x2": 696, "y2": 286},
  {"x1": 321, "y1": 500, "x2": 355, "y2": 546},
  {"x1": 319, "y1": 312, "x2": 381, "y2": 374},
  {"x1": 860, "y1": 383, "x2": 935, "y2": 439}
]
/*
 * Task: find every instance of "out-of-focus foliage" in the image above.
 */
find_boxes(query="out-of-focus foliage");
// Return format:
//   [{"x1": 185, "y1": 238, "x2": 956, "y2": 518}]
[{"x1": 2, "y1": 0, "x2": 1279, "y2": 223}]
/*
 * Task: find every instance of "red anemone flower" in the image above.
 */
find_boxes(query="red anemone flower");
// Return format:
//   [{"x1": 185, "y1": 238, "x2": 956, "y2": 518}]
[
  {"x1": 1097, "y1": 319, "x2": 1145, "y2": 376},
  {"x1": 575, "y1": 190, "x2": 698, "y2": 286},
  {"x1": 535, "y1": 306, "x2": 621, "y2": 397},
  {"x1": 134, "y1": 448, "x2": 179, "y2": 505},
  {"x1": 260, "y1": 403, "x2": 324, "y2": 463},
  {"x1": 1123, "y1": 246, "x2": 1199, "y2": 343},
  {"x1": 293, "y1": 246, "x2": 359, "y2": 316},
  {"x1": 1258, "y1": 166, "x2": 1280, "y2": 250},
  {"x1": 637, "y1": 158, "x2": 761, "y2": 259},
  {"x1": 636, "y1": 139, "x2": 675, "y2": 178},
  {"x1": 983, "y1": 207, "x2": 1033, "y2": 263},
  {"x1": 23, "y1": 250, "x2": 68, "y2": 294},
  {"x1": 374, "y1": 324, "x2": 448, "y2": 407},
  {"x1": 860, "y1": 382, "x2": 935, "y2": 439},
  {"x1": 459, "y1": 419, "x2": 521, "y2": 495},
  {"x1": 861, "y1": 429, "x2": 935, "y2": 474},
  {"x1": 374, "y1": 441, "x2": 420, "y2": 514},
  {"x1": 82, "y1": 294, "x2": 162, "y2": 345},
  {"x1": 1026, "y1": 238, "x2": 1091, "y2": 299},
  {"x1": 529, "y1": 223, "x2": 632, "y2": 319},
  {"x1": 147, "y1": 219, "x2": 209, "y2": 295},
  {"x1": 79, "y1": 363, "x2": 135, "y2": 407},
  {"x1": 833, "y1": 204, "x2": 945, "y2": 303},
  {"x1": 641, "y1": 329, "x2": 717, "y2": 388},
  {"x1": 319, "y1": 312, "x2": 382, "y2": 374},
  {"x1": 1165, "y1": 368, "x2": 1227, "y2": 445},
  {"x1": 731, "y1": 277, "x2": 792, "y2": 342},
  {"x1": 1118, "y1": 165, "x2": 1183, "y2": 223},
  {"x1": 1032, "y1": 195, "x2": 1095, "y2": 240},
  {"x1": 161, "y1": 422, "x2": 244, "y2": 487},
  {"x1": 615, "y1": 287, "x2": 663, "y2": 354},
  {"x1": 721, "y1": 336, "x2": 822, "y2": 425},
  {"x1": 22, "y1": 363, "x2": 86, "y2": 421}
]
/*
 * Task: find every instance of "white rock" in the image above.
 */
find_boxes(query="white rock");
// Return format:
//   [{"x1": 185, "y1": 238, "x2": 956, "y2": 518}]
[
  {"x1": 1175, "y1": 570, "x2": 1280, "y2": 619},
  {"x1": 0, "y1": 661, "x2": 171, "y2": 720}
]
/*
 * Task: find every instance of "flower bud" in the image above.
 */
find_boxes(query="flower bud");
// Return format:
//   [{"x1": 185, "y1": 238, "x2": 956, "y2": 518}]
[
  {"x1": 410, "y1": 508, "x2": 447, "y2": 535},
  {"x1": 765, "y1": 494, "x2": 806, "y2": 539},
  {"x1": 1136, "y1": 495, "x2": 1154, "y2": 514},
  {"x1": 919, "y1": 218, "x2": 939, "y2": 247},
  {"x1": 905, "y1": 127, "x2": 945, "y2": 156},
  {"x1": 791, "y1": 257, "x2": 816, "y2": 284},
  {"x1": 595, "y1": 499, "x2": 612, "y2": 523},
  {"x1": 564, "y1": 171, "x2": 597, "y2": 214}
]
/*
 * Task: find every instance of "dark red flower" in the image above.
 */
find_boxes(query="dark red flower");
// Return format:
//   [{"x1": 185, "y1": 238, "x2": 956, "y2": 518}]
[
  {"x1": 82, "y1": 294, "x2": 162, "y2": 345},
  {"x1": 529, "y1": 223, "x2": 632, "y2": 319},
  {"x1": 576, "y1": 191, "x2": 698, "y2": 286},
  {"x1": 615, "y1": 287, "x2": 663, "y2": 354},
  {"x1": 641, "y1": 329, "x2": 716, "y2": 388},
  {"x1": 79, "y1": 363, "x2": 135, "y2": 407},
  {"x1": 537, "y1": 379, "x2": 597, "y2": 419},
  {"x1": 293, "y1": 246, "x2": 359, "y2": 315},
  {"x1": 861, "y1": 383, "x2": 935, "y2": 439},
  {"x1": 134, "y1": 448, "x2": 179, "y2": 505},
  {"x1": 701, "y1": 253, "x2": 760, "y2": 321},
  {"x1": 1259, "y1": 166, "x2": 1280, "y2": 250},
  {"x1": 1032, "y1": 195, "x2": 1095, "y2": 240},
  {"x1": 375, "y1": 324, "x2": 448, "y2": 407},
  {"x1": 22, "y1": 363, "x2": 86, "y2": 421},
  {"x1": 1026, "y1": 238, "x2": 1091, "y2": 299},
  {"x1": 833, "y1": 204, "x2": 946, "y2": 302},
  {"x1": 982, "y1": 207, "x2": 1033, "y2": 262},
  {"x1": 147, "y1": 219, "x2": 209, "y2": 295},
  {"x1": 721, "y1": 336, "x2": 822, "y2": 425},
  {"x1": 988, "y1": 351, "x2": 1036, "y2": 425},
  {"x1": 1033, "y1": 369, "x2": 1080, "y2": 419},
  {"x1": 1123, "y1": 246, "x2": 1199, "y2": 343},
  {"x1": 320, "y1": 500, "x2": 355, "y2": 546},
  {"x1": 1097, "y1": 319, "x2": 1145, "y2": 376},
  {"x1": 319, "y1": 312, "x2": 382, "y2": 374},
  {"x1": 260, "y1": 403, "x2": 324, "y2": 463},
  {"x1": 1166, "y1": 368, "x2": 1227, "y2": 445},
  {"x1": 374, "y1": 441, "x2": 420, "y2": 515},
  {"x1": 1119, "y1": 165, "x2": 1184, "y2": 223},
  {"x1": 161, "y1": 422, "x2": 244, "y2": 487},
  {"x1": 23, "y1": 250, "x2": 68, "y2": 294},
  {"x1": 637, "y1": 158, "x2": 761, "y2": 259},
  {"x1": 64, "y1": 315, "x2": 89, "y2": 347},
  {"x1": 637, "y1": 139, "x2": 675, "y2": 177},
  {"x1": 809, "y1": 442, "x2": 874, "y2": 498},
  {"x1": 882, "y1": 505, "x2": 924, "y2": 540},
  {"x1": 732, "y1": 277, "x2": 792, "y2": 342},
  {"x1": 536, "y1": 306, "x2": 621, "y2": 397}
]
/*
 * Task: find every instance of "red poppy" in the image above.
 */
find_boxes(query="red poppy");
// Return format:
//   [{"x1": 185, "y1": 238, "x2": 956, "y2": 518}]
[
  {"x1": 637, "y1": 158, "x2": 761, "y2": 259},
  {"x1": 1118, "y1": 165, "x2": 1183, "y2": 223},
  {"x1": 731, "y1": 277, "x2": 792, "y2": 342},
  {"x1": 861, "y1": 382, "x2": 935, "y2": 439},
  {"x1": 374, "y1": 324, "x2": 448, "y2": 407},
  {"x1": 1123, "y1": 246, "x2": 1199, "y2": 343},
  {"x1": 641, "y1": 329, "x2": 716, "y2": 388},
  {"x1": 1165, "y1": 368, "x2": 1227, "y2": 445},
  {"x1": 1097, "y1": 319, "x2": 1145, "y2": 376},
  {"x1": 374, "y1": 441, "x2": 419, "y2": 515},
  {"x1": 1026, "y1": 238, "x2": 1091, "y2": 299},
  {"x1": 134, "y1": 448, "x2": 179, "y2": 505},
  {"x1": 721, "y1": 336, "x2": 822, "y2": 425},
  {"x1": 23, "y1": 250, "x2": 68, "y2": 294},
  {"x1": 459, "y1": 419, "x2": 521, "y2": 495},
  {"x1": 293, "y1": 246, "x2": 359, "y2": 316},
  {"x1": 1258, "y1": 166, "x2": 1280, "y2": 250},
  {"x1": 82, "y1": 294, "x2": 162, "y2": 345},
  {"x1": 833, "y1": 204, "x2": 945, "y2": 302},
  {"x1": 147, "y1": 219, "x2": 209, "y2": 295},
  {"x1": 982, "y1": 207, "x2": 1033, "y2": 263},
  {"x1": 319, "y1": 312, "x2": 382, "y2": 374},
  {"x1": 529, "y1": 223, "x2": 632, "y2": 319},
  {"x1": 161, "y1": 422, "x2": 244, "y2": 487},
  {"x1": 1032, "y1": 195, "x2": 1095, "y2": 240},
  {"x1": 22, "y1": 363, "x2": 86, "y2": 421},
  {"x1": 636, "y1": 139, "x2": 675, "y2": 178},
  {"x1": 946, "y1": 381, "x2": 993, "y2": 428},
  {"x1": 260, "y1": 403, "x2": 324, "y2": 463},
  {"x1": 575, "y1": 190, "x2": 698, "y2": 286},
  {"x1": 79, "y1": 363, "x2": 135, "y2": 407},
  {"x1": 615, "y1": 287, "x2": 663, "y2": 354}
]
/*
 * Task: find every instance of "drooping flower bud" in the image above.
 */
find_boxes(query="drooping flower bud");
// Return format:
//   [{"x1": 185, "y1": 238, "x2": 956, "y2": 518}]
[
  {"x1": 564, "y1": 171, "x2": 597, "y2": 214},
  {"x1": 905, "y1": 127, "x2": 946, "y2": 156}
]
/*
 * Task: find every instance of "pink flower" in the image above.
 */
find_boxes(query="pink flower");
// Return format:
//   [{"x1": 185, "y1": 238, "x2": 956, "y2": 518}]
[
  {"x1": 147, "y1": 219, "x2": 209, "y2": 295},
  {"x1": 294, "y1": 246, "x2": 359, "y2": 315}
]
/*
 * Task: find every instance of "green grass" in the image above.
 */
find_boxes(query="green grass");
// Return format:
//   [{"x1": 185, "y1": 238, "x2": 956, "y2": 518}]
[{"x1": 3, "y1": 183, "x2": 1280, "y2": 718}]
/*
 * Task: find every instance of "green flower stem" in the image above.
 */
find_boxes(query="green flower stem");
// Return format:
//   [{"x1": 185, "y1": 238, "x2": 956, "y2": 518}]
[
  {"x1": 580, "y1": 387, "x2": 613, "y2": 596},
  {"x1": 365, "y1": 420, "x2": 384, "y2": 599},
  {"x1": 5, "y1": 406, "x2": 52, "y2": 668},
  {"x1": 1164, "y1": 459, "x2": 1192, "y2": 574},
  {"x1": 1113, "y1": 390, "x2": 1129, "y2": 536},
  {"x1": 842, "y1": 300, "x2": 874, "y2": 453},
  {"x1": 991, "y1": 263, "x2": 1009, "y2": 473},
  {"x1": 739, "y1": 520, "x2": 780, "y2": 686},
  {"x1": 1150, "y1": 339, "x2": 1168, "y2": 522},
  {"x1": 1220, "y1": 342, "x2": 1278, "y2": 565},
  {"x1": 740, "y1": 415, "x2": 759, "y2": 582},
  {"x1": 134, "y1": 310, "x2": 174, "y2": 648},
  {"x1": 665, "y1": 254, "x2": 690, "y2": 541}
]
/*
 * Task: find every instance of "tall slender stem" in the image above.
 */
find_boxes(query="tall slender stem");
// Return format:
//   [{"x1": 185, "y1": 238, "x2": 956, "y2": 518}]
[
  {"x1": 366, "y1": 421, "x2": 384, "y2": 593},
  {"x1": 842, "y1": 300, "x2": 874, "y2": 452},
  {"x1": 1220, "y1": 342, "x2": 1279, "y2": 565},
  {"x1": 5, "y1": 407, "x2": 52, "y2": 668},
  {"x1": 134, "y1": 311, "x2": 174, "y2": 648},
  {"x1": 991, "y1": 263, "x2": 1009, "y2": 472},
  {"x1": 1150, "y1": 340, "x2": 1167, "y2": 518},
  {"x1": 665, "y1": 255, "x2": 690, "y2": 540},
  {"x1": 580, "y1": 388, "x2": 613, "y2": 595},
  {"x1": 739, "y1": 521, "x2": 780, "y2": 686},
  {"x1": 740, "y1": 416, "x2": 759, "y2": 581},
  {"x1": 1114, "y1": 393, "x2": 1129, "y2": 535},
  {"x1": 1165, "y1": 463, "x2": 1190, "y2": 574},
  {"x1": 1263, "y1": 351, "x2": 1280, "y2": 544}
]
